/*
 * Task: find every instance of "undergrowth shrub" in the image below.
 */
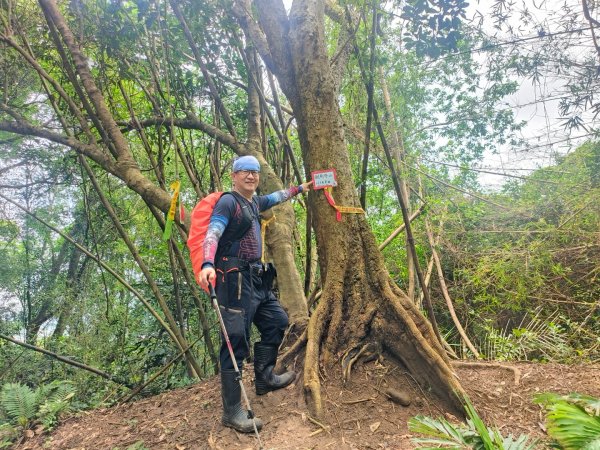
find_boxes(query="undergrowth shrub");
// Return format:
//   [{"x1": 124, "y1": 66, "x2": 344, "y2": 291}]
[{"x1": 0, "y1": 380, "x2": 75, "y2": 447}]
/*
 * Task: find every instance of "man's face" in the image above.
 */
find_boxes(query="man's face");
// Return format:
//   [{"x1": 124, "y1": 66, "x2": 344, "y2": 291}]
[{"x1": 232, "y1": 169, "x2": 260, "y2": 196}]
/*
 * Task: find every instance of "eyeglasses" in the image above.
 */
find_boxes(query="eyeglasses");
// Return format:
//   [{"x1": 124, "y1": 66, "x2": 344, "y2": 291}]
[{"x1": 236, "y1": 170, "x2": 260, "y2": 177}]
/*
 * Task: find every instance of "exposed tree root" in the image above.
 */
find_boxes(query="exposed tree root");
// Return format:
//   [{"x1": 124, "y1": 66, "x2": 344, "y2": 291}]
[
  {"x1": 303, "y1": 283, "x2": 334, "y2": 419},
  {"x1": 282, "y1": 215, "x2": 466, "y2": 420},
  {"x1": 280, "y1": 320, "x2": 308, "y2": 354},
  {"x1": 452, "y1": 361, "x2": 522, "y2": 385},
  {"x1": 341, "y1": 341, "x2": 381, "y2": 382},
  {"x1": 279, "y1": 328, "x2": 307, "y2": 368}
]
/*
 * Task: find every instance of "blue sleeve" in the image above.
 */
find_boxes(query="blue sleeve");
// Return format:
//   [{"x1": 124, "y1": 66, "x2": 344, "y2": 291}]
[{"x1": 256, "y1": 186, "x2": 301, "y2": 212}]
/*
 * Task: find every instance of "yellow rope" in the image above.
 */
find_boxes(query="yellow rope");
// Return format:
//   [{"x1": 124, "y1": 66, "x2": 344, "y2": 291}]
[{"x1": 260, "y1": 214, "x2": 276, "y2": 264}]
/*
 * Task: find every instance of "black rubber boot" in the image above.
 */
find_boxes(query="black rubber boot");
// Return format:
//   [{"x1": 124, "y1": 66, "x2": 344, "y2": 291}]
[
  {"x1": 254, "y1": 343, "x2": 296, "y2": 395},
  {"x1": 221, "y1": 369, "x2": 263, "y2": 433}
]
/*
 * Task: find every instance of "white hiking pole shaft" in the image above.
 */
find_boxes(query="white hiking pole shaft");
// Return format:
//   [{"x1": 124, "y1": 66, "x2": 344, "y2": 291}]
[{"x1": 209, "y1": 284, "x2": 263, "y2": 449}]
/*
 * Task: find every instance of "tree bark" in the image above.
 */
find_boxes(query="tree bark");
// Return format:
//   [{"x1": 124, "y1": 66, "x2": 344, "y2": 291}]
[{"x1": 3, "y1": 1, "x2": 310, "y2": 329}]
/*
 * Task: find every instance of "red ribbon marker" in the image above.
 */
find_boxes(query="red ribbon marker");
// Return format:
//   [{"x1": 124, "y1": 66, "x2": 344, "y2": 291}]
[{"x1": 323, "y1": 188, "x2": 342, "y2": 221}]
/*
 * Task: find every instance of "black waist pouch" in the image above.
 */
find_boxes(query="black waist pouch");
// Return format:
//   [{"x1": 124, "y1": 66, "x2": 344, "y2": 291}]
[{"x1": 262, "y1": 263, "x2": 277, "y2": 291}]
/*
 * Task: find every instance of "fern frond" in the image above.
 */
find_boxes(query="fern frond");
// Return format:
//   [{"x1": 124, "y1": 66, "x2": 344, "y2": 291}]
[
  {"x1": 0, "y1": 421, "x2": 18, "y2": 448},
  {"x1": 36, "y1": 380, "x2": 75, "y2": 405},
  {"x1": 464, "y1": 397, "x2": 495, "y2": 449},
  {"x1": 37, "y1": 399, "x2": 70, "y2": 429},
  {"x1": 0, "y1": 383, "x2": 37, "y2": 427},
  {"x1": 582, "y1": 436, "x2": 600, "y2": 450},
  {"x1": 534, "y1": 392, "x2": 563, "y2": 406},
  {"x1": 410, "y1": 395, "x2": 535, "y2": 450},
  {"x1": 501, "y1": 432, "x2": 538, "y2": 450},
  {"x1": 0, "y1": 422, "x2": 17, "y2": 438},
  {"x1": 561, "y1": 393, "x2": 600, "y2": 417},
  {"x1": 35, "y1": 381, "x2": 75, "y2": 430}
]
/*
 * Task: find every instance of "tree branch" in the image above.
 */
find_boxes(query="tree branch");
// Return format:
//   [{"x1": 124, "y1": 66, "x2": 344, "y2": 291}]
[
  {"x1": 232, "y1": 0, "x2": 277, "y2": 71},
  {"x1": 581, "y1": 0, "x2": 600, "y2": 60},
  {"x1": 170, "y1": 0, "x2": 239, "y2": 139},
  {"x1": 121, "y1": 116, "x2": 241, "y2": 154},
  {"x1": 38, "y1": 0, "x2": 133, "y2": 163},
  {"x1": 0, "y1": 192, "x2": 182, "y2": 349},
  {"x1": 0, "y1": 119, "x2": 119, "y2": 174},
  {"x1": 0, "y1": 333, "x2": 133, "y2": 388}
]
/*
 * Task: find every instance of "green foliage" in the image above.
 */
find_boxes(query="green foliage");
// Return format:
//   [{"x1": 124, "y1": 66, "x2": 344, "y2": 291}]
[
  {"x1": 0, "y1": 423, "x2": 18, "y2": 449},
  {"x1": 409, "y1": 396, "x2": 537, "y2": 449},
  {"x1": 536, "y1": 393, "x2": 600, "y2": 450},
  {"x1": 401, "y1": 0, "x2": 469, "y2": 58},
  {"x1": 434, "y1": 142, "x2": 600, "y2": 361},
  {"x1": 0, "y1": 383, "x2": 37, "y2": 428},
  {"x1": 478, "y1": 311, "x2": 573, "y2": 362},
  {"x1": 35, "y1": 381, "x2": 76, "y2": 428},
  {"x1": 0, "y1": 380, "x2": 75, "y2": 446},
  {"x1": 0, "y1": 0, "x2": 598, "y2": 425}
]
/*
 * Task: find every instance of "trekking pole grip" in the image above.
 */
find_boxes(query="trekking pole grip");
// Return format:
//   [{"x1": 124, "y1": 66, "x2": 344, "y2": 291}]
[{"x1": 208, "y1": 283, "x2": 217, "y2": 299}]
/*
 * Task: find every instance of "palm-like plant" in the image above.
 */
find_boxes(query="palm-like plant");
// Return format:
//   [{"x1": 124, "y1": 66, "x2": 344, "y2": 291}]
[
  {"x1": 36, "y1": 380, "x2": 76, "y2": 428},
  {"x1": 409, "y1": 396, "x2": 537, "y2": 450},
  {"x1": 535, "y1": 393, "x2": 600, "y2": 450}
]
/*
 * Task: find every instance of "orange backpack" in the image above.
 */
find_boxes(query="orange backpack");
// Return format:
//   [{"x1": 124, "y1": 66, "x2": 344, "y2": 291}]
[{"x1": 187, "y1": 192, "x2": 252, "y2": 292}]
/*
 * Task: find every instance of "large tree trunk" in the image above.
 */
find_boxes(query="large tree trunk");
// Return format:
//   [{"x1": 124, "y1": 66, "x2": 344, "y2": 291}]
[
  {"x1": 293, "y1": 78, "x2": 464, "y2": 418},
  {"x1": 235, "y1": 0, "x2": 465, "y2": 418}
]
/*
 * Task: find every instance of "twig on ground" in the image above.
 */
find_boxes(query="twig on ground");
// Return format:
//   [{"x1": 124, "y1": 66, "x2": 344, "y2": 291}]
[{"x1": 341, "y1": 396, "x2": 377, "y2": 404}]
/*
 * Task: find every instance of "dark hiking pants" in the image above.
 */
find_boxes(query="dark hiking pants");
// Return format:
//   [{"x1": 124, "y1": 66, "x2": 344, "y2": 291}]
[{"x1": 215, "y1": 258, "x2": 289, "y2": 371}]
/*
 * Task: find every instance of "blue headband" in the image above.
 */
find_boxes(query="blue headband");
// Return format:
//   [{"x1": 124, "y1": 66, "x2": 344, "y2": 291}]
[{"x1": 233, "y1": 156, "x2": 260, "y2": 172}]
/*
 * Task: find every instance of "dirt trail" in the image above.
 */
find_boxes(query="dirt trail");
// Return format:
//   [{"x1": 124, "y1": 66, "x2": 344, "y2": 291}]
[{"x1": 15, "y1": 361, "x2": 600, "y2": 449}]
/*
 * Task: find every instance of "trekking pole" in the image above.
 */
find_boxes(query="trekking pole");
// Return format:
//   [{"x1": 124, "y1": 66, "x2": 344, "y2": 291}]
[{"x1": 209, "y1": 284, "x2": 264, "y2": 450}]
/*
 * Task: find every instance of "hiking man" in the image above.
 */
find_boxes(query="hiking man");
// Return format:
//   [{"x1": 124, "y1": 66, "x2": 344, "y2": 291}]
[{"x1": 198, "y1": 155, "x2": 312, "y2": 433}]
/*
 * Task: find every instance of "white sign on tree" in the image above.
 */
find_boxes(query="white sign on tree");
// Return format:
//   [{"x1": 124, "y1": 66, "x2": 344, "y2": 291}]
[{"x1": 311, "y1": 169, "x2": 338, "y2": 190}]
